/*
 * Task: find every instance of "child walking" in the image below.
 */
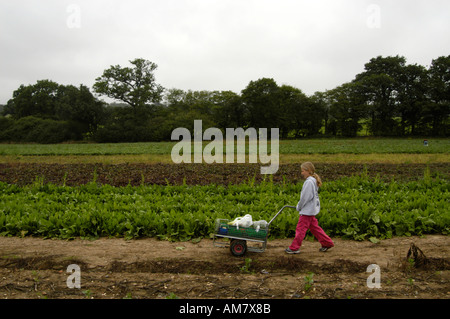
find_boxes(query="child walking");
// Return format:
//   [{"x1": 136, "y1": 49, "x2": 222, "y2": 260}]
[{"x1": 285, "y1": 162, "x2": 334, "y2": 254}]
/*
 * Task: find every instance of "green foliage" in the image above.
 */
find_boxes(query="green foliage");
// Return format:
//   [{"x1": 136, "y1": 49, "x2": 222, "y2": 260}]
[
  {"x1": 2, "y1": 55, "x2": 449, "y2": 143},
  {"x1": 304, "y1": 272, "x2": 315, "y2": 292},
  {"x1": 3, "y1": 80, "x2": 104, "y2": 142},
  {"x1": 239, "y1": 258, "x2": 254, "y2": 274},
  {"x1": 0, "y1": 175, "x2": 448, "y2": 241},
  {"x1": 0, "y1": 138, "x2": 448, "y2": 156},
  {"x1": 93, "y1": 58, "x2": 164, "y2": 112},
  {"x1": 0, "y1": 116, "x2": 74, "y2": 143}
]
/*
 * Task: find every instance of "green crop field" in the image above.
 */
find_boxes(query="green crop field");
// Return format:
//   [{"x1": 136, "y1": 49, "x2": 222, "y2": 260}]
[
  {"x1": 0, "y1": 175, "x2": 448, "y2": 241},
  {"x1": 0, "y1": 138, "x2": 448, "y2": 242},
  {"x1": 0, "y1": 138, "x2": 448, "y2": 156}
]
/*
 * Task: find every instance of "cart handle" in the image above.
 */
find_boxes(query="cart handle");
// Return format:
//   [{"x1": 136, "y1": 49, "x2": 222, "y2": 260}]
[{"x1": 268, "y1": 205, "x2": 297, "y2": 226}]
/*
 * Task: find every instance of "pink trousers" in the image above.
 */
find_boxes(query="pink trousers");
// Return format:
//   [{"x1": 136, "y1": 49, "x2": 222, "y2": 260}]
[{"x1": 289, "y1": 215, "x2": 334, "y2": 251}]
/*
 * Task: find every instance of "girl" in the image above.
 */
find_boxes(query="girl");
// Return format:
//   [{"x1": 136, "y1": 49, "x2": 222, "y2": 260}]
[{"x1": 285, "y1": 162, "x2": 334, "y2": 254}]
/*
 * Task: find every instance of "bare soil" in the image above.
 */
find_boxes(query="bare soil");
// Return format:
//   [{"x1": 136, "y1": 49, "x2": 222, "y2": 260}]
[
  {"x1": 1, "y1": 162, "x2": 448, "y2": 186},
  {"x1": 0, "y1": 235, "x2": 448, "y2": 299}
]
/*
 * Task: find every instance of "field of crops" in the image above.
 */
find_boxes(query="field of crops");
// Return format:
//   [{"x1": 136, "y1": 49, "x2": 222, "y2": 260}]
[
  {"x1": 0, "y1": 138, "x2": 448, "y2": 242},
  {"x1": 0, "y1": 171, "x2": 448, "y2": 242},
  {"x1": 1, "y1": 138, "x2": 449, "y2": 155},
  {"x1": 0, "y1": 138, "x2": 449, "y2": 300}
]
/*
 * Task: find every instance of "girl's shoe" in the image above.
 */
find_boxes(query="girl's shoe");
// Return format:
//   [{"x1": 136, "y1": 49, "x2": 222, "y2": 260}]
[
  {"x1": 285, "y1": 248, "x2": 300, "y2": 254},
  {"x1": 319, "y1": 246, "x2": 333, "y2": 252}
]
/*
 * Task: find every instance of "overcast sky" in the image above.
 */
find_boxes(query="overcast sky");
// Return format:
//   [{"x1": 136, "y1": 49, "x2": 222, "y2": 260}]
[{"x1": 1, "y1": 0, "x2": 449, "y2": 104}]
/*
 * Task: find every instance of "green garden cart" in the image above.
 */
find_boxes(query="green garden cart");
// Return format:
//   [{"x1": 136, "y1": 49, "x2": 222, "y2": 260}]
[{"x1": 213, "y1": 205, "x2": 296, "y2": 256}]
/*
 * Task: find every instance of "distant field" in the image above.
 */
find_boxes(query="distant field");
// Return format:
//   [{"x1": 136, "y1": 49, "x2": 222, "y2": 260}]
[
  {"x1": 1, "y1": 153, "x2": 449, "y2": 165},
  {"x1": 0, "y1": 138, "x2": 448, "y2": 156}
]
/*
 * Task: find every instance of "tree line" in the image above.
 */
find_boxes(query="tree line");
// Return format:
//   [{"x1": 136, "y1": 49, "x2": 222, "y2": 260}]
[{"x1": 1, "y1": 55, "x2": 448, "y2": 143}]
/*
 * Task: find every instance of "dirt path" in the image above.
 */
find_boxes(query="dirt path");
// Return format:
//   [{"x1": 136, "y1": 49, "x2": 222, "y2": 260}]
[{"x1": 0, "y1": 235, "x2": 448, "y2": 299}]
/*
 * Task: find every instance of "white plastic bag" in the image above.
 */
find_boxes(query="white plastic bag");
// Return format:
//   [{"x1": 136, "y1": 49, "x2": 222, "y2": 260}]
[{"x1": 228, "y1": 214, "x2": 253, "y2": 229}]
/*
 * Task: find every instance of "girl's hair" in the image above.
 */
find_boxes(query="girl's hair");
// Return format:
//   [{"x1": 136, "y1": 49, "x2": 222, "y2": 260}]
[{"x1": 301, "y1": 162, "x2": 322, "y2": 187}]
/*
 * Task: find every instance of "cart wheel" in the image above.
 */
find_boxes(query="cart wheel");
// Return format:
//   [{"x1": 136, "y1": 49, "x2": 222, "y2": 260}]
[{"x1": 230, "y1": 239, "x2": 247, "y2": 257}]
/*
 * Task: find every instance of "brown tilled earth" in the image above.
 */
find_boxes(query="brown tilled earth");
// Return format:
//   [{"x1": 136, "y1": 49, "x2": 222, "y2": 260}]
[
  {"x1": 0, "y1": 235, "x2": 448, "y2": 299},
  {"x1": 0, "y1": 161, "x2": 448, "y2": 300},
  {"x1": 0, "y1": 162, "x2": 448, "y2": 186}
]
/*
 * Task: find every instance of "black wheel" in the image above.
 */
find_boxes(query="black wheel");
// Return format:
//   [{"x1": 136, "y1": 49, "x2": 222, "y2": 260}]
[{"x1": 230, "y1": 239, "x2": 247, "y2": 257}]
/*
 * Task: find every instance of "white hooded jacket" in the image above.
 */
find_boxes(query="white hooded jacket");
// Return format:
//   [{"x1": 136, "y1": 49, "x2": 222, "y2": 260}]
[{"x1": 296, "y1": 176, "x2": 320, "y2": 216}]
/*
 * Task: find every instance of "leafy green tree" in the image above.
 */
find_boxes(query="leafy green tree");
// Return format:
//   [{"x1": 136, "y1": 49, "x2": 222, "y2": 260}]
[
  {"x1": 9, "y1": 80, "x2": 60, "y2": 119},
  {"x1": 278, "y1": 85, "x2": 320, "y2": 138},
  {"x1": 241, "y1": 78, "x2": 281, "y2": 131},
  {"x1": 396, "y1": 63, "x2": 429, "y2": 135},
  {"x1": 210, "y1": 90, "x2": 244, "y2": 130},
  {"x1": 355, "y1": 55, "x2": 406, "y2": 135},
  {"x1": 311, "y1": 91, "x2": 333, "y2": 135},
  {"x1": 327, "y1": 82, "x2": 366, "y2": 137},
  {"x1": 163, "y1": 89, "x2": 217, "y2": 132},
  {"x1": 425, "y1": 55, "x2": 450, "y2": 136},
  {"x1": 5, "y1": 80, "x2": 104, "y2": 142},
  {"x1": 93, "y1": 58, "x2": 164, "y2": 121},
  {"x1": 56, "y1": 84, "x2": 105, "y2": 127},
  {"x1": 278, "y1": 85, "x2": 301, "y2": 138}
]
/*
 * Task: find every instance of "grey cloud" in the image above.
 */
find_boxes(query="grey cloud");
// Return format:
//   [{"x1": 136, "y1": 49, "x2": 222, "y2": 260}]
[{"x1": 0, "y1": 0, "x2": 449, "y2": 104}]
